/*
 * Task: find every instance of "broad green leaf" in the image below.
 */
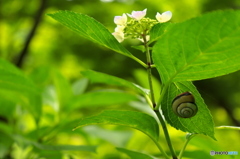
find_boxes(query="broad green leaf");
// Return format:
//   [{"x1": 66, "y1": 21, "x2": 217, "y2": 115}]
[
  {"x1": 83, "y1": 126, "x2": 132, "y2": 147},
  {"x1": 0, "y1": 58, "x2": 41, "y2": 121},
  {"x1": 29, "y1": 66, "x2": 51, "y2": 87},
  {"x1": 117, "y1": 147, "x2": 155, "y2": 159},
  {"x1": 149, "y1": 22, "x2": 173, "y2": 44},
  {"x1": 65, "y1": 90, "x2": 139, "y2": 112},
  {"x1": 32, "y1": 143, "x2": 97, "y2": 152},
  {"x1": 52, "y1": 70, "x2": 73, "y2": 108},
  {"x1": 161, "y1": 81, "x2": 215, "y2": 139},
  {"x1": 81, "y1": 70, "x2": 149, "y2": 95},
  {"x1": 133, "y1": 69, "x2": 161, "y2": 100},
  {"x1": 131, "y1": 45, "x2": 146, "y2": 53},
  {"x1": 47, "y1": 11, "x2": 132, "y2": 57},
  {"x1": 12, "y1": 134, "x2": 97, "y2": 153},
  {"x1": 73, "y1": 110, "x2": 159, "y2": 142},
  {"x1": 153, "y1": 10, "x2": 240, "y2": 83}
]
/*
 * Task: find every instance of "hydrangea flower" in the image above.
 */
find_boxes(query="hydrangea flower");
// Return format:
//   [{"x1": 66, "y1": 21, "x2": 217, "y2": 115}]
[
  {"x1": 114, "y1": 13, "x2": 127, "y2": 25},
  {"x1": 112, "y1": 9, "x2": 172, "y2": 43},
  {"x1": 112, "y1": 32, "x2": 124, "y2": 43},
  {"x1": 127, "y1": 9, "x2": 147, "y2": 21},
  {"x1": 156, "y1": 11, "x2": 172, "y2": 23}
]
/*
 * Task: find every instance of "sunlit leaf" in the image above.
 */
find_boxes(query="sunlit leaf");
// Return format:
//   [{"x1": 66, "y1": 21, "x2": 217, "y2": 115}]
[
  {"x1": 0, "y1": 58, "x2": 41, "y2": 121},
  {"x1": 73, "y1": 110, "x2": 159, "y2": 142},
  {"x1": 47, "y1": 11, "x2": 132, "y2": 57},
  {"x1": 153, "y1": 10, "x2": 240, "y2": 83},
  {"x1": 52, "y1": 70, "x2": 73, "y2": 108},
  {"x1": 81, "y1": 70, "x2": 149, "y2": 95},
  {"x1": 117, "y1": 147, "x2": 155, "y2": 159},
  {"x1": 149, "y1": 22, "x2": 173, "y2": 44},
  {"x1": 65, "y1": 90, "x2": 139, "y2": 112},
  {"x1": 72, "y1": 78, "x2": 89, "y2": 95}
]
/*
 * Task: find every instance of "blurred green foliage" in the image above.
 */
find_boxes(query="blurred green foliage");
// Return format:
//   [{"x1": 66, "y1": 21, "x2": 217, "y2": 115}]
[{"x1": 1, "y1": 0, "x2": 240, "y2": 159}]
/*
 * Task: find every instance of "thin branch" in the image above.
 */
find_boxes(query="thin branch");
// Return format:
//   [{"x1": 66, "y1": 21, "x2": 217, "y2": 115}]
[{"x1": 15, "y1": 0, "x2": 47, "y2": 67}]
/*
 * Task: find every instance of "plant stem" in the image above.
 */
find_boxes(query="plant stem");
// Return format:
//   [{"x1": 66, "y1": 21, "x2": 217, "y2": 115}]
[
  {"x1": 154, "y1": 110, "x2": 178, "y2": 159},
  {"x1": 142, "y1": 34, "x2": 176, "y2": 159},
  {"x1": 178, "y1": 134, "x2": 196, "y2": 159},
  {"x1": 143, "y1": 35, "x2": 156, "y2": 108},
  {"x1": 129, "y1": 54, "x2": 148, "y2": 68},
  {"x1": 152, "y1": 139, "x2": 170, "y2": 159}
]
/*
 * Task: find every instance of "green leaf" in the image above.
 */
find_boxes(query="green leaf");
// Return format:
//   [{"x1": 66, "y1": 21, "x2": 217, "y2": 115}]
[
  {"x1": 72, "y1": 78, "x2": 88, "y2": 95},
  {"x1": 52, "y1": 70, "x2": 73, "y2": 108},
  {"x1": 131, "y1": 45, "x2": 146, "y2": 53},
  {"x1": 65, "y1": 90, "x2": 139, "y2": 112},
  {"x1": 32, "y1": 143, "x2": 97, "y2": 152},
  {"x1": 0, "y1": 58, "x2": 41, "y2": 121},
  {"x1": 83, "y1": 126, "x2": 132, "y2": 147},
  {"x1": 73, "y1": 110, "x2": 159, "y2": 142},
  {"x1": 149, "y1": 22, "x2": 173, "y2": 44},
  {"x1": 116, "y1": 147, "x2": 155, "y2": 159},
  {"x1": 133, "y1": 69, "x2": 161, "y2": 100},
  {"x1": 161, "y1": 81, "x2": 215, "y2": 139},
  {"x1": 81, "y1": 70, "x2": 149, "y2": 95},
  {"x1": 12, "y1": 134, "x2": 97, "y2": 153},
  {"x1": 153, "y1": 10, "x2": 240, "y2": 83},
  {"x1": 47, "y1": 10, "x2": 132, "y2": 57}
]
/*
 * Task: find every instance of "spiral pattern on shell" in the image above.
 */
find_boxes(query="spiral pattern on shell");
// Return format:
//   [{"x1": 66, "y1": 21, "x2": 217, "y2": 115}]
[{"x1": 172, "y1": 92, "x2": 198, "y2": 118}]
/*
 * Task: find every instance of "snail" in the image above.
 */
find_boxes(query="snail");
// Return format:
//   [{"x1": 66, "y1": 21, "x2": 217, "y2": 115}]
[{"x1": 172, "y1": 92, "x2": 198, "y2": 118}]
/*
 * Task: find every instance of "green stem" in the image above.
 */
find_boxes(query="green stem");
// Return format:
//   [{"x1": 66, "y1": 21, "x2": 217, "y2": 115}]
[
  {"x1": 152, "y1": 138, "x2": 170, "y2": 159},
  {"x1": 155, "y1": 82, "x2": 170, "y2": 110},
  {"x1": 178, "y1": 134, "x2": 196, "y2": 159},
  {"x1": 129, "y1": 54, "x2": 148, "y2": 68},
  {"x1": 142, "y1": 34, "x2": 175, "y2": 159},
  {"x1": 143, "y1": 35, "x2": 156, "y2": 108},
  {"x1": 155, "y1": 110, "x2": 178, "y2": 159}
]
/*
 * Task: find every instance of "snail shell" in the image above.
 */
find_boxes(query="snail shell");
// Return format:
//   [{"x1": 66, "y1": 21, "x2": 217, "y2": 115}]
[{"x1": 172, "y1": 92, "x2": 198, "y2": 118}]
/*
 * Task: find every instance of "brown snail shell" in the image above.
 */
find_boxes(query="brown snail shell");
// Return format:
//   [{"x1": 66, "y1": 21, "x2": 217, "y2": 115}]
[{"x1": 172, "y1": 92, "x2": 198, "y2": 118}]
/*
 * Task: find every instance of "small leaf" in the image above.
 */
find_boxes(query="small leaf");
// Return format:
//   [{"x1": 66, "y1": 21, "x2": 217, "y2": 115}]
[
  {"x1": 47, "y1": 11, "x2": 132, "y2": 57},
  {"x1": 149, "y1": 22, "x2": 173, "y2": 44},
  {"x1": 153, "y1": 10, "x2": 240, "y2": 83},
  {"x1": 161, "y1": 81, "x2": 215, "y2": 139},
  {"x1": 73, "y1": 110, "x2": 159, "y2": 142},
  {"x1": 52, "y1": 70, "x2": 73, "y2": 108},
  {"x1": 84, "y1": 126, "x2": 132, "y2": 147},
  {"x1": 81, "y1": 70, "x2": 149, "y2": 95},
  {"x1": 131, "y1": 45, "x2": 146, "y2": 53},
  {"x1": 117, "y1": 147, "x2": 155, "y2": 159},
  {"x1": 0, "y1": 58, "x2": 41, "y2": 121},
  {"x1": 33, "y1": 143, "x2": 97, "y2": 152},
  {"x1": 72, "y1": 78, "x2": 89, "y2": 95},
  {"x1": 65, "y1": 90, "x2": 139, "y2": 112},
  {"x1": 12, "y1": 134, "x2": 97, "y2": 153}
]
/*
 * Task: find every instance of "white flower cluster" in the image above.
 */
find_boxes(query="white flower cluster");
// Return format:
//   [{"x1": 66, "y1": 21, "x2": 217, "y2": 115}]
[{"x1": 112, "y1": 9, "x2": 172, "y2": 43}]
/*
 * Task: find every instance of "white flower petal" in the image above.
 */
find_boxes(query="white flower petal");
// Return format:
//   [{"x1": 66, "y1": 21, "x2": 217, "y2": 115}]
[
  {"x1": 112, "y1": 32, "x2": 124, "y2": 42},
  {"x1": 114, "y1": 13, "x2": 127, "y2": 25},
  {"x1": 156, "y1": 11, "x2": 172, "y2": 23},
  {"x1": 128, "y1": 8, "x2": 147, "y2": 20},
  {"x1": 114, "y1": 25, "x2": 125, "y2": 32}
]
